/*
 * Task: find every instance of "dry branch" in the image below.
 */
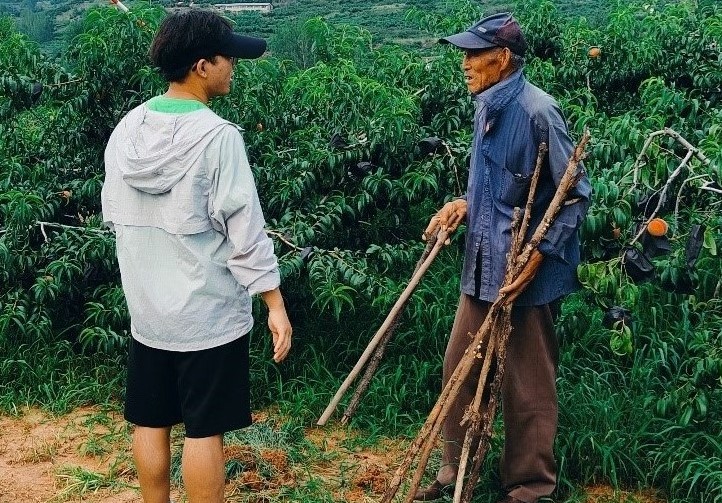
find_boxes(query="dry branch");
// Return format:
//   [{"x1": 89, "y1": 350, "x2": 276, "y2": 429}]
[
  {"x1": 632, "y1": 127, "x2": 711, "y2": 189},
  {"x1": 340, "y1": 234, "x2": 440, "y2": 424},
  {"x1": 380, "y1": 312, "x2": 496, "y2": 503},
  {"x1": 459, "y1": 306, "x2": 512, "y2": 503},
  {"x1": 515, "y1": 144, "x2": 547, "y2": 257},
  {"x1": 452, "y1": 318, "x2": 499, "y2": 503},
  {"x1": 515, "y1": 132, "x2": 589, "y2": 271},
  {"x1": 317, "y1": 230, "x2": 448, "y2": 426},
  {"x1": 629, "y1": 149, "x2": 693, "y2": 246}
]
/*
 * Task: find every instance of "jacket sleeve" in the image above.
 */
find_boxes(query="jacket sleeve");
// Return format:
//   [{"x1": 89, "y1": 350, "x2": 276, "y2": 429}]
[
  {"x1": 536, "y1": 105, "x2": 592, "y2": 261},
  {"x1": 207, "y1": 126, "x2": 280, "y2": 295}
]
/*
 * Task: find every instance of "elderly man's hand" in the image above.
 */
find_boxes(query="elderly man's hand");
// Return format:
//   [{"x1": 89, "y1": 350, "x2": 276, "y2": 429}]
[
  {"x1": 423, "y1": 199, "x2": 467, "y2": 242},
  {"x1": 498, "y1": 250, "x2": 543, "y2": 304}
]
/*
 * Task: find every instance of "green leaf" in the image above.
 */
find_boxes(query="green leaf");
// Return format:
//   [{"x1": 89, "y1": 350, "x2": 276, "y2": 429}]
[{"x1": 702, "y1": 228, "x2": 717, "y2": 256}]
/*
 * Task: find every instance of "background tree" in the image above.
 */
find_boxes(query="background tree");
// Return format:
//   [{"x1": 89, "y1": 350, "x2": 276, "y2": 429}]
[{"x1": 0, "y1": 1, "x2": 721, "y2": 500}]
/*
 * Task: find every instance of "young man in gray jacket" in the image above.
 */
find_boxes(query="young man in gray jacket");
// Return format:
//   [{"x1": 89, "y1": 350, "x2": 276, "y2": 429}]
[{"x1": 102, "y1": 10, "x2": 291, "y2": 503}]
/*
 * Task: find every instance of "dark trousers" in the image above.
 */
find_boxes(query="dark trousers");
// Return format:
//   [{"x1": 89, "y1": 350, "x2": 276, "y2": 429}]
[{"x1": 440, "y1": 294, "x2": 559, "y2": 503}]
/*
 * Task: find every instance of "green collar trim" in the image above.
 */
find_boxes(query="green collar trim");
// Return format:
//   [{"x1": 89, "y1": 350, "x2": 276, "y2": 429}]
[{"x1": 147, "y1": 96, "x2": 207, "y2": 113}]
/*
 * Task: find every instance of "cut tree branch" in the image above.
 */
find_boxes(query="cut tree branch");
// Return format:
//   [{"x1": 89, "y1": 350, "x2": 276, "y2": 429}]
[
  {"x1": 340, "y1": 234, "x2": 440, "y2": 424},
  {"x1": 317, "y1": 230, "x2": 449, "y2": 426}
]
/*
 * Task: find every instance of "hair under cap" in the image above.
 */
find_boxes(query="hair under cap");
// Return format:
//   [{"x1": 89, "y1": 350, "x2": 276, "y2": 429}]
[{"x1": 151, "y1": 10, "x2": 266, "y2": 76}]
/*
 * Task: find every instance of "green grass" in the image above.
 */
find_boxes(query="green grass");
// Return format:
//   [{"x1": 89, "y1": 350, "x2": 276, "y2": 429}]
[
  {"x1": 5, "y1": 260, "x2": 718, "y2": 502},
  {"x1": 54, "y1": 463, "x2": 133, "y2": 501},
  {"x1": 78, "y1": 407, "x2": 131, "y2": 457},
  {"x1": 0, "y1": 338, "x2": 125, "y2": 414}
]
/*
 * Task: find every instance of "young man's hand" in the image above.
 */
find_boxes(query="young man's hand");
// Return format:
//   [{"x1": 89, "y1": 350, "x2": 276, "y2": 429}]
[
  {"x1": 268, "y1": 308, "x2": 292, "y2": 362},
  {"x1": 261, "y1": 288, "x2": 292, "y2": 362},
  {"x1": 423, "y1": 199, "x2": 467, "y2": 242}
]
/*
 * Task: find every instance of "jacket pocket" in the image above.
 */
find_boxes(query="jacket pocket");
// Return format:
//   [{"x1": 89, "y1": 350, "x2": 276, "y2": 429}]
[{"x1": 498, "y1": 166, "x2": 532, "y2": 207}]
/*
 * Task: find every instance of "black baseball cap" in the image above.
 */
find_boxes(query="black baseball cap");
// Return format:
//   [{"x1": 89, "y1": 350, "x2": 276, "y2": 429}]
[
  {"x1": 175, "y1": 26, "x2": 267, "y2": 68},
  {"x1": 151, "y1": 10, "x2": 267, "y2": 77},
  {"x1": 440, "y1": 12, "x2": 528, "y2": 57},
  {"x1": 199, "y1": 30, "x2": 267, "y2": 61}
]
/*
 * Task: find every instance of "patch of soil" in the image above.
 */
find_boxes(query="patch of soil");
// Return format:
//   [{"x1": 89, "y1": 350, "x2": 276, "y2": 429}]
[
  {"x1": 303, "y1": 424, "x2": 408, "y2": 502},
  {"x1": 585, "y1": 484, "x2": 666, "y2": 503},
  {"x1": 0, "y1": 407, "x2": 308, "y2": 503},
  {"x1": 0, "y1": 406, "x2": 138, "y2": 503},
  {"x1": 0, "y1": 407, "x2": 668, "y2": 503}
]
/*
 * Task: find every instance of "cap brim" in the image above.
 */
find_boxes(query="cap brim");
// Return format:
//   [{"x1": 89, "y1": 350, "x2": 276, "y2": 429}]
[
  {"x1": 224, "y1": 33, "x2": 267, "y2": 59},
  {"x1": 439, "y1": 31, "x2": 496, "y2": 50}
]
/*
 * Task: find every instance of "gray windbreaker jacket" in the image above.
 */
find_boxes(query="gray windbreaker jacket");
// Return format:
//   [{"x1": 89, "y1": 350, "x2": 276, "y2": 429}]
[{"x1": 102, "y1": 101, "x2": 279, "y2": 351}]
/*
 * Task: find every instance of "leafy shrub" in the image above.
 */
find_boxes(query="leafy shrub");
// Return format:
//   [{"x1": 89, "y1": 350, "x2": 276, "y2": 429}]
[{"x1": 1, "y1": 1, "x2": 721, "y2": 501}]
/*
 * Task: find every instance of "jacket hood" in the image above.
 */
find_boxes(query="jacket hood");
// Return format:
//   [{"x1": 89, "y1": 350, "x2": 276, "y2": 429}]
[{"x1": 112, "y1": 105, "x2": 232, "y2": 194}]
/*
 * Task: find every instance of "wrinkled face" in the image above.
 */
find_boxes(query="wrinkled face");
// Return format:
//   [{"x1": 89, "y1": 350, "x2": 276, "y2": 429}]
[{"x1": 462, "y1": 47, "x2": 509, "y2": 94}]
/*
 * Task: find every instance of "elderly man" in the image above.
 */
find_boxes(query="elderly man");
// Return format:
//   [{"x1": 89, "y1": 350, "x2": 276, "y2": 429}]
[
  {"x1": 415, "y1": 12, "x2": 591, "y2": 503},
  {"x1": 102, "y1": 10, "x2": 292, "y2": 503}
]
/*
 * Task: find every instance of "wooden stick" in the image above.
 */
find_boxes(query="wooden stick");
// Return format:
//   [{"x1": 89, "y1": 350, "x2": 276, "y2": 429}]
[
  {"x1": 460, "y1": 305, "x2": 512, "y2": 503},
  {"x1": 317, "y1": 230, "x2": 448, "y2": 426},
  {"x1": 452, "y1": 325, "x2": 497, "y2": 502},
  {"x1": 340, "y1": 318, "x2": 397, "y2": 424},
  {"x1": 387, "y1": 273, "x2": 513, "y2": 499},
  {"x1": 380, "y1": 313, "x2": 495, "y2": 502},
  {"x1": 340, "y1": 235, "x2": 440, "y2": 424},
  {"x1": 403, "y1": 300, "x2": 515, "y2": 503},
  {"x1": 516, "y1": 143, "x2": 547, "y2": 256},
  {"x1": 515, "y1": 129, "x2": 589, "y2": 270},
  {"x1": 454, "y1": 205, "x2": 528, "y2": 503}
]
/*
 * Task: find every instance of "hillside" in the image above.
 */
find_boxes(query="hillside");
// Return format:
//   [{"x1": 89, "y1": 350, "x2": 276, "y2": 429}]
[
  {"x1": 1, "y1": 0, "x2": 612, "y2": 53},
  {"x1": 225, "y1": 0, "x2": 612, "y2": 44}
]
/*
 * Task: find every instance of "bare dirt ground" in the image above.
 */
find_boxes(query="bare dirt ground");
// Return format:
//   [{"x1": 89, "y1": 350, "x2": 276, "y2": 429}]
[
  {"x1": 0, "y1": 406, "x2": 665, "y2": 503},
  {"x1": 0, "y1": 406, "x2": 137, "y2": 503}
]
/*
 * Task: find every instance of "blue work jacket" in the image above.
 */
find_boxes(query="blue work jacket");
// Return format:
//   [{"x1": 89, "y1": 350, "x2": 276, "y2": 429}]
[{"x1": 461, "y1": 70, "x2": 591, "y2": 306}]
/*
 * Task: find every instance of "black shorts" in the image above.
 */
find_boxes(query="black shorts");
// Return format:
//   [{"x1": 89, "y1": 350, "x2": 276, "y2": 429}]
[{"x1": 124, "y1": 335, "x2": 252, "y2": 438}]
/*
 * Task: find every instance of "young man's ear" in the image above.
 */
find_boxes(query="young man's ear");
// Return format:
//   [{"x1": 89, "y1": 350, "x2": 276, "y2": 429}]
[{"x1": 195, "y1": 59, "x2": 208, "y2": 77}]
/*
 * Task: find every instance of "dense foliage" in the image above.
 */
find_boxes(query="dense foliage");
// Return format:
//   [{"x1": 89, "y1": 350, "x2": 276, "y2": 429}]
[
  {"x1": 1, "y1": 0, "x2": 617, "y2": 52},
  {"x1": 1, "y1": 0, "x2": 721, "y2": 501}
]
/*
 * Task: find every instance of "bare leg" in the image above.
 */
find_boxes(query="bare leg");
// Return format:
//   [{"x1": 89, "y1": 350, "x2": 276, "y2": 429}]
[
  {"x1": 133, "y1": 426, "x2": 172, "y2": 503},
  {"x1": 182, "y1": 434, "x2": 225, "y2": 503}
]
